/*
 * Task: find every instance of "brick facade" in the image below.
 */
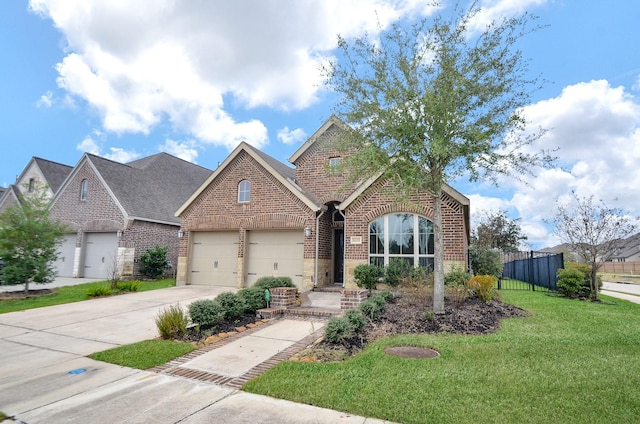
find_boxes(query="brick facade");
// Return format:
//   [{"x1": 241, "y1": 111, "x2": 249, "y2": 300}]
[
  {"x1": 178, "y1": 117, "x2": 470, "y2": 291},
  {"x1": 49, "y1": 159, "x2": 180, "y2": 279}
]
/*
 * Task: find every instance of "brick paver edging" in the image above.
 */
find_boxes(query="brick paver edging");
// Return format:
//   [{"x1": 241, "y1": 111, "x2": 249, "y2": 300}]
[{"x1": 148, "y1": 317, "x2": 327, "y2": 389}]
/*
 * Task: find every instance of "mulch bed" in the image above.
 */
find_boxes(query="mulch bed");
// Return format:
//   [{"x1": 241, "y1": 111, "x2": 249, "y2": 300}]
[
  {"x1": 179, "y1": 312, "x2": 260, "y2": 343},
  {"x1": 309, "y1": 292, "x2": 529, "y2": 360},
  {"x1": 0, "y1": 288, "x2": 55, "y2": 300}
]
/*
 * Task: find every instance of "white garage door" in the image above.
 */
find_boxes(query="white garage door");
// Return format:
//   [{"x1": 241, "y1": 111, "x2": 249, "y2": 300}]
[
  {"x1": 54, "y1": 234, "x2": 77, "y2": 277},
  {"x1": 246, "y1": 230, "x2": 304, "y2": 288},
  {"x1": 190, "y1": 232, "x2": 238, "y2": 286},
  {"x1": 83, "y1": 232, "x2": 118, "y2": 279}
]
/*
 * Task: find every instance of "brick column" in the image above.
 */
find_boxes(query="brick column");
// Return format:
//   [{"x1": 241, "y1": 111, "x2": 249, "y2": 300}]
[
  {"x1": 341, "y1": 289, "x2": 369, "y2": 310},
  {"x1": 270, "y1": 287, "x2": 298, "y2": 308}
]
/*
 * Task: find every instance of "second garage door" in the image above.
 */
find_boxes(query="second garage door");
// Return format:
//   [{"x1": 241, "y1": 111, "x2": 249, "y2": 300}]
[
  {"x1": 190, "y1": 232, "x2": 238, "y2": 286},
  {"x1": 246, "y1": 230, "x2": 304, "y2": 288},
  {"x1": 83, "y1": 232, "x2": 119, "y2": 279},
  {"x1": 53, "y1": 234, "x2": 77, "y2": 277}
]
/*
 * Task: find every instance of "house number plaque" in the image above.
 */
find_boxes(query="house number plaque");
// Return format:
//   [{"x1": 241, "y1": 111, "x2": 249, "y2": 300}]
[{"x1": 350, "y1": 236, "x2": 362, "y2": 245}]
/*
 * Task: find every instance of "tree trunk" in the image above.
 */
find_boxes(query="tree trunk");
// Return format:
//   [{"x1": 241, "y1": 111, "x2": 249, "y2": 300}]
[
  {"x1": 590, "y1": 265, "x2": 598, "y2": 302},
  {"x1": 433, "y1": 190, "x2": 445, "y2": 314}
]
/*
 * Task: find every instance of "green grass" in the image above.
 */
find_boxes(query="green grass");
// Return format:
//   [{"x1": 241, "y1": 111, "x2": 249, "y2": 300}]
[
  {"x1": 0, "y1": 279, "x2": 176, "y2": 314},
  {"x1": 244, "y1": 291, "x2": 640, "y2": 424},
  {"x1": 89, "y1": 339, "x2": 195, "y2": 369}
]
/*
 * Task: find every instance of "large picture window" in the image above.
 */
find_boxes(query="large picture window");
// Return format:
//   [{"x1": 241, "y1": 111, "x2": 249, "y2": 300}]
[{"x1": 369, "y1": 213, "x2": 434, "y2": 270}]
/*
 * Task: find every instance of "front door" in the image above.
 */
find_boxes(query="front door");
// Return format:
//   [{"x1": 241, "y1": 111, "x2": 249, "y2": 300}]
[{"x1": 333, "y1": 228, "x2": 344, "y2": 285}]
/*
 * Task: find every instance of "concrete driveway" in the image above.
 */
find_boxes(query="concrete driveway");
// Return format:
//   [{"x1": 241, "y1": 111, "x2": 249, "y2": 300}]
[{"x1": 0, "y1": 285, "x2": 390, "y2": 423}]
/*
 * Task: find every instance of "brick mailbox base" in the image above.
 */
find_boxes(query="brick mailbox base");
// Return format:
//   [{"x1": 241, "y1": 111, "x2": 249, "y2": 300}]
[
  {"x1": 269, "y1": 287, "x2": 298, "y2": 309},
  {"x1": 341, "y1": 289, "x2": 369, "y2": 310}
]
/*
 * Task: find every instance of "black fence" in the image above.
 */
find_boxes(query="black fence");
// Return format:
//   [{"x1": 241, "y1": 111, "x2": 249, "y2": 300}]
[{"x1": 500, "y1": 251, "x2": 564, "y2": 291}]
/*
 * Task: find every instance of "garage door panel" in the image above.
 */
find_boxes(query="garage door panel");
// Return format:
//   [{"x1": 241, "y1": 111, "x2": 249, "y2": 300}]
[
  {"x1": 190, "y1": 232, "x2": 238, "y2": 286},
  {"x1": 84, "y1": 233, "x2": 118, "y2": 279},
  {"x1": 53, "y1": 234, "x2": 77, "y2": 277},
  {"x1": 246, "y1": 230, "x2": 304, "y2": 288}
]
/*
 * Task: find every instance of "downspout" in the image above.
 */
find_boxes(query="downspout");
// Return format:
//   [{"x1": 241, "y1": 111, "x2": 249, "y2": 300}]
[
  {"x1": 314, "y1": 206, "x2": 328, "y2": 288},
  {"x1": 337, "y1": 208, "x2": 346, "y2": 288}
]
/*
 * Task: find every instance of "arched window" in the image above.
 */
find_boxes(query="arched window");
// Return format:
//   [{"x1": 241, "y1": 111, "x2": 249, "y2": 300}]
[
  {"x1": 80, "y1": 179, "x2": 88, "y2": 201},
  {"x1": 369, "y1": 213, "x2": 434, "y2": 270},
  {"x1": 238, "y1": 180, "x2": 251, "y2": 203}
]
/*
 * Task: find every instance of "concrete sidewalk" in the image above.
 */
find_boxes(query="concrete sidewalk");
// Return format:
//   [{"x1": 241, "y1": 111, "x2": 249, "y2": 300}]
[
  {"x1": 0, "y1": 285, "x2": 392, "y2": 423},
  {"x1": 602, "y1": 281, "x2": 640, "y2": 304},
  {"x1": 0, "y1": 277, "x2": 104, "y2": 292}
]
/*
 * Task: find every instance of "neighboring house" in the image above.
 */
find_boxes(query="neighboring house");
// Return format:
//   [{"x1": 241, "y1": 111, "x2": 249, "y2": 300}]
[
  {"x1": 176, "y1": 116, "x2": 470, "y2": 290},
  {"x1": 48, "y1": 152, "x2": 212, "y2": 279},
  {"x1": 0, "y1": 157, "x2": 73, "y2": 213},
  {"x1": 609, "y1": 233, "x2": 640, "y2": 262}
]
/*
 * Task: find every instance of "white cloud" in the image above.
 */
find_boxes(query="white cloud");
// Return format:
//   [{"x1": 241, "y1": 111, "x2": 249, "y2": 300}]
[
  {"x1": 76, "y1": 133, "x2": 139, "y2": 162},
  {"x1": 469, "y1": 0, "x2": 550, "y2": 33},
  {"x1": 28, "y1": 0, "x2": 439, "y2": 150},
  {"x1": 36, "y1": 91, "x2": 53, "y2": 108},
  {"x1": 159, "y1": 139, "x2": 199, "y2": 163},
  {"x1": 277, "y1": 127, "x2": 307, "y2": 145}
]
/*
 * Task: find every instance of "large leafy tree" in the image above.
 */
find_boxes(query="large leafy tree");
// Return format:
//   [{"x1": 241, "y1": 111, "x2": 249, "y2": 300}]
[
  {"x1": 0, "y1": 184, "x2": 68, "y2": 292},
  {"x1": 323, "y1": 2, "x2": 552, "y2": 313},
  {"x1": 473, "y1": 210, "x2": 527, "y2": 252},
  {"x1": 549, "y1": 192, "x2": 638, "y2": 302}
]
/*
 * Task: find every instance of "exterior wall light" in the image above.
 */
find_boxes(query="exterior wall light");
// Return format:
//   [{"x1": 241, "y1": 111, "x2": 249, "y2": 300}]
[
  {"x1": 178, "y1": 229, "x2": 184, "y2": 238},
  {"x1": 304, "y1": 227, "x2": 312, "y2": 237},
  {"x1": 117, "y1": 230, "x2": 123, "y2": 238}
]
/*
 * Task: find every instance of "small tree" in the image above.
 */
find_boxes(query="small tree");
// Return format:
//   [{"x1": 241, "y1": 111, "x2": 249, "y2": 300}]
[
  {"x1": 0, "y1": 184, "x2": 68, "y2": 292},
  {"x1": 323, "y1": 2, "x2": 551, "y2": 313},
  {"x1": 139, "y1": 245, "x2": 168, "y2": 279},
  {"x1": 473, "y1": 210, "x2": 528, "y2": 252},
  {"x1": 549, "y1": 192, "x2": 638, "y2": 301}
]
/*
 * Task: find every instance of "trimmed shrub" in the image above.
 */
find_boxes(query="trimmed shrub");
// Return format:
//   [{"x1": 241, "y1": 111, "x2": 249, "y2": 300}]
[
  {"x1": 445, "y1": 264, "x2": 471, "y2": 287},
  {"x1": 215, "y1": 292, "x2": 245, "y2": 320},
  {"x1": 354, "y1": 264, "x2": 381, "y2": 291},
  {"x1": 565, "y1": 262, "x2": 602, "y2": 293},
  {"x1": 237, "y1": 287, "x2": 267, "y2": 313},
  {"x1": 324, "y1": 316, "x2": 355, "y2": 345},
  {"x1": 377, "y1": 290, "x2": 394, "y2": 302},
  {"x1": 345, "y1": 309, "x2": 366, "y2": 333},
  {"x1": 359, "y1": 299, "x2": 384, "y2": 320},
  {"x1": 468, "y1": 275, "x2": 497, "y2": 302},
  {"x1": 156, "y1": 304, "x2": 188, "y2": 339},
  {"x1": 557, "y1": 268, "x2": 587, "y2": 299},
  {"x1": 139, "y1": 245, "x2": 168, "y2": 279},
  {"x1": 253, "y1": 277, "x2": 295, "y2": 290},
  {"x1": 188, "y1": 299, "x2": 225, "y2": 328}
]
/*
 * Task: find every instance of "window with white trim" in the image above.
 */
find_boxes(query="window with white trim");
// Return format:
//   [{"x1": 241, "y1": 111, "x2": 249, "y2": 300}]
[
  {"x1": 369, "y1": 213, "x2": 434, "y2": 270},
  {"x1": 238, "y1": 180, "x2": 251, "y2": 203},
  {"x1": 80, "y1": 179, "x2": 88, "y2": 201}
]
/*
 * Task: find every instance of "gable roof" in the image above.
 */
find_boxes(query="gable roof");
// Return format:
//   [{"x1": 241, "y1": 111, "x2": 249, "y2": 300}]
[
  {"x1": 54, "y1": 152, "x2": 212, "y2": 225},
  {"x1": 32, "y1": 157, "x2": 73, "y2": 193},
  {"x1": 288, "y1": 115, "x2": 350, "y2": 165},
  {"x1": 0, "y1": 185, "x2": 21, "y2": 210},
  {"x1": 176, "y1": 142, "x2": 321, "y2": 217}
]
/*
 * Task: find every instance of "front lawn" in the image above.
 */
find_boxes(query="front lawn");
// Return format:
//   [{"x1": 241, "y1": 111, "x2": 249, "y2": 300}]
[
  {"x1": 0, "y1": 279, "x2": 176, "y2": 314},
  {"x1": 244, "y1": 291, "x2": 640, "y2": 424},
  {"x1": 89, "y1": 339, "x2": 195, "y2": 369}
]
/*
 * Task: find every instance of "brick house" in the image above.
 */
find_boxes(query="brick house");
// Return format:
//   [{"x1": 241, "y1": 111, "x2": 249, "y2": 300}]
[
  {"x1": 0, "y1": 157, "x2": 73, "y2": 213},
  {"x1": 176, "y1": 116, "x2": 470, "y2": 290},
  {"x1": 48, "y1": 152, "x2": 211, "y2": 279}
]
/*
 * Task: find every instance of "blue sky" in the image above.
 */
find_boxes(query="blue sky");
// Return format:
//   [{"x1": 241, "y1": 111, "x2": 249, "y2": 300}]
[{"x1": 1, "y1": 1, "x2": 639, "y2": 248}]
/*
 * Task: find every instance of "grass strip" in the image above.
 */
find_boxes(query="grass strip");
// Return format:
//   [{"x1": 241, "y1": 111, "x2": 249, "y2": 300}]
[
  {"x1": 244, "y1": 291, "x2": 640, "y2": 424},
  {"x1": 89, "y1": 339, "x2": 195, "y2": 369},
  {"x1": 0, "y1": 278, "x2": 176, "y2": 314}
]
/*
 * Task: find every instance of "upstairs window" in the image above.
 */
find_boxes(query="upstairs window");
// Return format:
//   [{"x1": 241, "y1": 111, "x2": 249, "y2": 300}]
[
  {"x1": 28, "y1": 178, "x2": 35, "y2": 192},
  {"x1": 238, "y1": 180, "x2": 251, "y2": 203},
  {"x1": 328, "y1": 156, "x2": 341, "y2": 174},
  {"x1": 80, "y1": 179, "x2": 88, "y2": 201}
]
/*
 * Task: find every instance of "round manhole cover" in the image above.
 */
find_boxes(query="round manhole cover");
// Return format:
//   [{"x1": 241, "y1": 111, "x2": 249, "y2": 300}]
[{"x1": 384, "y1": 346, "x2": 439, "y2": 359}]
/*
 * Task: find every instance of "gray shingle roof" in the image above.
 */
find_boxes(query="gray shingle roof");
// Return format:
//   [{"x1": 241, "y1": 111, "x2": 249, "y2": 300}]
[
  {"x1": 87, "y1": 153, "x2": 212, "y2": 224},
  {"x1": 33, "y1": 157, "x2": 73, "y2": 193}
]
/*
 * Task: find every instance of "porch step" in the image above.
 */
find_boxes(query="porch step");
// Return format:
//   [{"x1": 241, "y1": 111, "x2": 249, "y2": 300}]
[{"x1": 313, "y1": 286, "x2": 343, "y2": 293}]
